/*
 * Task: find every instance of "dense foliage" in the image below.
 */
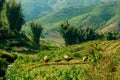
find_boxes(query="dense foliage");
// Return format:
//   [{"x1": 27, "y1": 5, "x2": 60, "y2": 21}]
[
  {"x1": 6, "y1": 0, "x2": 24, "y2": 31},
  {"x1": 0, "y1": 0, "x2": 43, "y2": 49},
  {"x1": 0, "y1": 0, "x2": 5, "y2": 28},
  {"x1": 30, "y1": 21, "x2": 43, "y2": 45},
  {"x1": 0, "y1": 0, "x2": 5, "y2": 12},
  {"x1": 0, "y1": 51, "x2": 17, "y2": 79},
  {"x1": 59, "y1": 21, "x2": 120, "y2": 45}
]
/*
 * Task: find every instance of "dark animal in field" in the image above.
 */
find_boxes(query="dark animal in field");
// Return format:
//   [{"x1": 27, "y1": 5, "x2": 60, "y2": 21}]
[
  {"x1": 82, "y1": 56, "x2": 88, "y2": 62},
  {"x1": 64, "y1": 55, "x2": 73, "y2": 62},
  {"x1": 55, "y1": 59, "x2": 61, "y2": 62},
  {"x1": 44, "y1": 56, "x2": 49, "y2": 62}
]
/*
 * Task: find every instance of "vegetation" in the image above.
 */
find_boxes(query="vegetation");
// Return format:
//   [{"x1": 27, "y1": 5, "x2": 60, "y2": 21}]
[
  {"x1": 6, "y1": 0, "x2": 24, "y2": 31},
  {"x1": 0, "y1": 0, "x2": 43, "y2": 49},
  {"x1": 5, "y1": 40, "x2": 120, "y2": 80},
  {"x1": 30, "y1": 21, "x2": 43, "y2": 46},
  {"x1": 0, "y1": 0, "x2": 5, "y2": 29},
  {"x1": 0, "y1": 50, "x2": 17, "y2": 79},
  {"x1": 0, "y1": 0, "x2": 5, "y2": 12},
  {"x1": 59, "y1": 21, "x2": 120, "y2": 45},
  {"x1": 0, "y1": 0, "x2": 120, "y2": 80}
]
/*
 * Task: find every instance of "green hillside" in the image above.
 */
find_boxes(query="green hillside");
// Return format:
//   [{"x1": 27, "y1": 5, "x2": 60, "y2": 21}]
[
  {"x1": 5, "y1": 40, "x2": 120, "y2": 80},
  {"x1": 16, "y1": 0, "x2": 103, "y2": 20},
  {"x1": 70, "y1": 1, "x2": 120, "y2": 30},
  {"x1": 39, "y1": 1, "x2": 120, "y2": 29},
  {"x1": 29, "y1": 1, "x2": 120, "y2": 43},
  {"x1": 39, "y1": 5, "x2": 93, "y2": 24}
]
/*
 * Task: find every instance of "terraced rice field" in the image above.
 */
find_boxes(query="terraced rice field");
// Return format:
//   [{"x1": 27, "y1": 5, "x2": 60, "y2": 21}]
[{"x1": 6, "y1": 40, "x2": 120, "y2": 80}]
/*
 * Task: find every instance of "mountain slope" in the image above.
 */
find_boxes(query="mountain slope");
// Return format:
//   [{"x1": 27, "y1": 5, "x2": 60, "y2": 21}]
[
  {"x1": 17, "y1": 0, "x2": 53, "y2": 20},
  {"x1": 99, "y1": 21, "x2": 120, "y2": 33},
  {"x1": 21, "y1": 1, "x2": 120, "y2": 44},
  {"x1": 39, "y1": 0, "x2": 120, "y2": 30},
  {"x1": 39, "y1": 5, "x2": 93, "y2": 24},
  {"x1": 16, "y1": 0, "x2": 120, "y2": 21},
  {"x1": 17, "y1": 0, "x2": 103, "y2": 20}
]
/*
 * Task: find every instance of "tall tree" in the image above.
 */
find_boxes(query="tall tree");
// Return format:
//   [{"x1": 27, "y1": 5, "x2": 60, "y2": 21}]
[
  {"x1": 77, "y1": 28, "x2": 85, "y2": 43},
  {"x1": 30, "y1": 21, "x2": 43, "y2": 45},
  {"x1": 6, "y1": 0, "x2": 24, "y2": 31},
  {"x1": 84, "y1": 27, "x2": 96, "y2": 41},
  {"x1": 0, "y1": 0, "x2": 5, "y2": 12},
  {"x1": 0, "y1": 0, "x2": 5, "y2": 28},
  {"x1": 59, "y1": 21, "x2": 78, "y2": 45},
  {"x1": 59, "y1": 21, "x2": 98, "y2": 45}
]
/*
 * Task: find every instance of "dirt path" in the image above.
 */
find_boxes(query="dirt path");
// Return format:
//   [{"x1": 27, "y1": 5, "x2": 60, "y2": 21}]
[{"x1": 28, "y1": 61, "x2": 88, "y2": 71}]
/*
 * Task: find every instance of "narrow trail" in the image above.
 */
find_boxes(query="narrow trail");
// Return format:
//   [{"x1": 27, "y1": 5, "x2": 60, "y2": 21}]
[
  {"x1": 28, "y1": 61, "x2": 88, "y2": 72},
  {"x1": 15, "y1": 40, "x2": 120, "y2": 73}
]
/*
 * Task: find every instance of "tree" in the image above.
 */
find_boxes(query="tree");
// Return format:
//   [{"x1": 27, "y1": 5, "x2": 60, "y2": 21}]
[
  {"x1": 77, "y1": 28, "x2": 85, "y2": 43},
  {"x1": 59, "y1": 21, "x2": 98, "y2": 45},
  {"x1": 105, "y1": 31, "x2": 120, "y2": 40},
  {"x1": 0, "y1": 0, "x2": 9, "y2": 40},
  {"x1": 0, "y1": 0, "x2": 5, "y2": 29},
  {"x1": 83, "y1": 27, "x2": 96, "y2": 41},
  {"x1": 0, "y1": 0, "x2": 5, "y2": 12},
  {"x1": 30, "y1": 21, "x2": 43, "y2": 45},
  {"x1": 6, "y1": 0, "x2": 24, "y2": 31},
  {"x1": 59, "y1": 21, "x2": 78, "y2": 45}
]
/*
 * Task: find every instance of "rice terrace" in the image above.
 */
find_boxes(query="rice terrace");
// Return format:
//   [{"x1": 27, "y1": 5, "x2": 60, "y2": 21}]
[{"x1": 0, "y1": 0, "x2": 120, "y2": 80}]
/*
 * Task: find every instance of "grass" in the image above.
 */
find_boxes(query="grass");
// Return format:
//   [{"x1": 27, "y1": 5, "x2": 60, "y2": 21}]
[{"x1": 5, "y1": 40, "x2": 120, "y2": 80}]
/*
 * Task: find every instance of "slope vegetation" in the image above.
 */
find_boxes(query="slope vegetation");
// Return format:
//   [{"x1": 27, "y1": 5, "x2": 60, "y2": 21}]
[{"x1": 6, "y1": 40, "x2": 120, "y2": 80}]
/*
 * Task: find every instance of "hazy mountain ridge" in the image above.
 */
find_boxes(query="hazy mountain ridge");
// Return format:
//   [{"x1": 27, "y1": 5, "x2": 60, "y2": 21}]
[
  {"x1": 17, "y1": 0, "x2": 120, "y2": 22},
  {"x1": 17, "y1": 0, "x2": 104, "y2": 20},
  {"x1": 39, "y1": 0, "x2": 120, "y2": 29}
]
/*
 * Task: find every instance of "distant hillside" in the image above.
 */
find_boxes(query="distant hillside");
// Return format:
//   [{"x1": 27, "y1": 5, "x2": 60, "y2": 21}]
[
  {"x1": 38, "y1": 0, "x2": 120, "y2": 31},
  {"x1": 16, "y1": 0, "x2": 120, "y2": 21},
  {"x1": 70, "y1": 1, "x2": 120, "y2": 29},
  {"x1": 99, "y1": 21, "x2": 120, "y2": 33},
  {"x1": 21, "y1": 1, "x2": 120, "y2": 44},
  {"x1": 39, "y1": 5, "x2": 93, "y2": 24},
  {"x1": 16, "y1": 0, "x2": 53, "y2": 20},
  {"x1": 17, "y1": 0, "x2": 103, "y2": 20}
]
